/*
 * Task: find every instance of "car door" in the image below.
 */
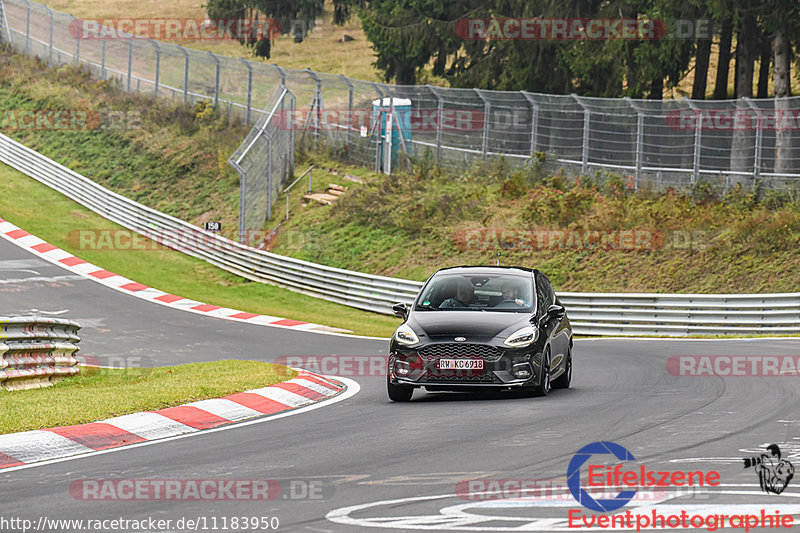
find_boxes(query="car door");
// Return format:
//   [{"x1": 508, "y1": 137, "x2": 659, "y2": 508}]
[{"x1": 536, "y1": 272, "x2": 568, "y2": 368}]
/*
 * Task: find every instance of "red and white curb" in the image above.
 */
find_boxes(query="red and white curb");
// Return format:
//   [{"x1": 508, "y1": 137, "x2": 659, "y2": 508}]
[
  {"x1": 0, "y1": 218, "x2": 351, "y2": 335},
  {"x1": 0, "y1": 371, "x2": 344, "y2": 470}
]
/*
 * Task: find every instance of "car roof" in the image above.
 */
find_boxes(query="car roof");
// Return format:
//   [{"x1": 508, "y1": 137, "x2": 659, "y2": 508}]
[{"x1": 432, "y1": 266, "x2": 536, "y2": 277}]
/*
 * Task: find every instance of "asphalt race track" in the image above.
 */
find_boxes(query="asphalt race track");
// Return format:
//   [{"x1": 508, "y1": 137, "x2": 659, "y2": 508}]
[{"x1": 2, "y1": 234, "x2": 800, "y2": 532}]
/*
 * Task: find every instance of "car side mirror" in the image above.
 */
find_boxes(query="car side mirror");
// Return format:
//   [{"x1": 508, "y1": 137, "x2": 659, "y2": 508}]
[
  {"x1": 537, "y1": 303, "x2": 565, "y2": 327},
  {"x1": 392, "y1": 302, "x2": 409, "y2": 320},
  {"x1": 548, "y1": 303, "x2": 566, "y2": 319}
]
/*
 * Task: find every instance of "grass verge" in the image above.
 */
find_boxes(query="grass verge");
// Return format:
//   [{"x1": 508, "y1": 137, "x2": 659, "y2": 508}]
[
  {"x1": 0, "y1": 163, "x2": 399, "y2": 338},
  {"x1": 0, "y1": 360, "x2": 297, "y2": 434}
]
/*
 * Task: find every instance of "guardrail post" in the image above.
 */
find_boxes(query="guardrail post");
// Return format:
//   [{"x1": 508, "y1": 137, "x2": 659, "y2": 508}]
[
  {"x1": 150, "y1": 39, "x2": 160, "y2": 98},
  {"x1": 208, "y1": 51, "x2": 220, "y2": 108},
  {"x1": 338, "y1": 74, "x2": 354, "y2": 146},
  {"x1": 572, "y1": 94, "x2": 590, "y2": 175},
  {"x1": 743, "y1": 97, "x2": 763, "y2": 181},
  {"x1": 178, "y1": 45, "x2": 189, "y2": 104},
  {"x1": 239, "y1": 58, "x2": 253, "y2": 125},
  {"x1": 475, "y1": 89, "x2": 491, "y2": 160}
]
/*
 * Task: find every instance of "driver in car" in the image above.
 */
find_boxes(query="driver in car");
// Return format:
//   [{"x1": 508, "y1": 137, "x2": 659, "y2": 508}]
[
  {"x1": 500, "y1": 283, "x2": 528, "y2": 307},
  {"x1": 440, "y1": 280, "x2": 475, "y2": 308}
]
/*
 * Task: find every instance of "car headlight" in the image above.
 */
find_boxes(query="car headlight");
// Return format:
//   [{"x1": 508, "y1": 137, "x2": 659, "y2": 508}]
[
  {"x1": 504, "y1": 326, "x2": 538, "y2": 348},
  {"x1": 394, "y1": 323, "x2": 420, "y2": 346}
]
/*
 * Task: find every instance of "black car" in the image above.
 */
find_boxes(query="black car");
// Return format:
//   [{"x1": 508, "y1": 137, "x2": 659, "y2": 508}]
[{"x1": 387, "y1": 266, "x2": 572, "y2": 402}]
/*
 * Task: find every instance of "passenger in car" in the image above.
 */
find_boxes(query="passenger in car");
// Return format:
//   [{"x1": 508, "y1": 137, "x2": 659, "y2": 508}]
[{"x1": 439, "y1": 279, "x2": 475, "y2": 308}]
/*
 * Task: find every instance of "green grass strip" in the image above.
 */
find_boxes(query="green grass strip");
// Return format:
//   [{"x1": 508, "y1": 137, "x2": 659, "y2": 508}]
[
  {"x1": 0, "y1": 163, "x2": 399, "y2": 338},
  {"x1": 0, "y1": 360, "x2": 298, "y2": 434}
]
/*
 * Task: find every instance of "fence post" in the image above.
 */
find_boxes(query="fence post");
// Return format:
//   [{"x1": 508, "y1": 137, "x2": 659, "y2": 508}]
[
  {"x1": 43, "y1": 5, "x2": 53, "y2": 65},
  {"x1": 271, "y1": 63, "x2": 286, "y2": 86},
  {"x1": 238, "y1": 58, "x2": 253, "y2": 125},
  {"x1": 126, "y1": 40, "x2": 133, "y2": 91},
  {"x1": 208, "y1": 51, "x2": 220, "y2": 108},
  {"x1": 150, "y1": 40, "x2": 160, "y2": 98},
  {"x1": 237, "y1": 167, "x2": 246, "y2": 244},
  {"x1": 743, "y1": 97, "x2": 763, "y2": 181},
  {"x1": 474, "y1": 89, "x2": 490, "y2": 160},
  {"x1": 0, "y1": 0, "x2": 10, "y2": 45},
  {"x1": 289, "y1": 89, "x2": 296, "y2": 180},
  {"x1": 572, "y1": 94, "x2": 590, "y2": 175},
  {"x1": 100, "y1": 39, "x2": 107, "y2": 79},
  {"x1": 428, "y1": 85, "x2": 443, "y2": 162},
  {"x1": 338, "y1": 74, "x2": 354, "y2": 147},
  {"x1": 71, "y1": 15, "x2": 80, "y2": 65},
  {"x1": 521, "y1": 91, "x2": 539, "y2": 156},
  {"x1": 625, "y1": 97, "x2": 643, "y2": 190},
  {"x1": 266, "y1": 136, "x2": 273, "y2": 220},
  {"x1": 686, "y1": 99, "x2": 702, "y2": 185},
  {"x1": 305, "y1": 68, "x2": 323, "y2": 143},
  {"x1": 178, "y1": 45, "x2": 189, "y2": 104},
  {"x1": 24, "y1": 0, "x2": 30, "y2": 54},
  {"x1": 371, "y1": 82, "x2": 385, "y2": 173}
]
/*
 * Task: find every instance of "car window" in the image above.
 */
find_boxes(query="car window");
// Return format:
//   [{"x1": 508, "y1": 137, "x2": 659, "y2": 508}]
[
  {"x1": 416, "y1": 274, "x2": 534, "y2": 312},
  {"x1": 536, "y1": 272, "x2": 554, "y2": 312}
]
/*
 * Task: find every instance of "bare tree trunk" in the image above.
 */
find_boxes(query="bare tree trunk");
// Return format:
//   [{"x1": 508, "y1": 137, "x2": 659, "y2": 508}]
[
  {"x1": 713, "y1": 22, "x2": 733, "y2": 99},
  {"x1": 773, "y1": 26, "x2": 793, "y2": 174},
  {"x1": 757, "y1": 38, "x2": 771, "y2": 98},
  {"x1": 693, "y1": 37, "x2": 712, "y2": 99},
  {"x1": 730, "y1": 11, "x2": 757, "y2": 180}
]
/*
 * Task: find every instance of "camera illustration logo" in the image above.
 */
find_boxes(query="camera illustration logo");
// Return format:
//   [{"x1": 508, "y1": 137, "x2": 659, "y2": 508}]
[
  {"x1": 567, "y1": 441, "x2": 637, "y2": 512},
  {"x1": 743, "y1": 444, "x2": 795, "y2": 495}
]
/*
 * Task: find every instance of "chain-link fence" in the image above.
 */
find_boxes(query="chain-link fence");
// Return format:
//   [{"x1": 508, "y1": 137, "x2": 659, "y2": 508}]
[
  {"x1": 228, "y1": 85, "x2": 294, "y2": 238},
  {"x1": 4, "y1": 0, "x2": 800, "y2": 210}
]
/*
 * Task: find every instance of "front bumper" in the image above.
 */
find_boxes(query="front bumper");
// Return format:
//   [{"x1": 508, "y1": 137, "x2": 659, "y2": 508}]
[{"x1": 389, "y1": 342, "x2": 541, "y2": 388}]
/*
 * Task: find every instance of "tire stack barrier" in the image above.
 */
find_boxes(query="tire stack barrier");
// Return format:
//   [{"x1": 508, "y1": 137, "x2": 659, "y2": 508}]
[{"x1": 0, "y1": 316, "x2": 81, "y2": 390}]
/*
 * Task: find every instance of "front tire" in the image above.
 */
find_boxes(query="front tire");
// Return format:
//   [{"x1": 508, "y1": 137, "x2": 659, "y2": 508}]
[
  {"x1": 387, "y1": 377, "x2": 413, "y2": 402},
  {"x1": 552, "y1": 345, "x2": 572, "y2": 389},
  {"x1": 523, "y1": 348, "x2": 551, "y2": 397}
]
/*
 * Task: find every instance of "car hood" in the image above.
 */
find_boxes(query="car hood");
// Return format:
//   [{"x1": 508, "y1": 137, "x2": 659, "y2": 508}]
[{"x1": 408, "y1": 311, "x2": 530, "y2": 341}]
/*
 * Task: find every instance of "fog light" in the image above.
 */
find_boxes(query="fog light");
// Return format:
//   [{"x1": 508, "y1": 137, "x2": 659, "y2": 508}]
[
  {"x1": 511, "y1": 362, "x2": 532, "y2": 379},
  {"x1": 396, "y1": 360, "x2": 412, "y2": 376}
]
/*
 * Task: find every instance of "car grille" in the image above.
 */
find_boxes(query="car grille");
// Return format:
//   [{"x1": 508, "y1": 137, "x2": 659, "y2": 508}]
[
  {"x1": 418, "y1": 343, "x2": 501, "y2": 361},
  {"x1": 418, "y1": 372, "x2": 502, "y2": 384}
]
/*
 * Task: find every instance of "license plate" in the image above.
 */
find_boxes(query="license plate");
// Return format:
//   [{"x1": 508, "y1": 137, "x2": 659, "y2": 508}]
[{"x1": 437, "y1": 358, "x2": 484, "y2": 370}]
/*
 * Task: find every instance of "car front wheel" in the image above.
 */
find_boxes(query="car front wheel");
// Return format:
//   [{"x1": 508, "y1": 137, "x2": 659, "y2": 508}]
[
  {"x1": 387, "y1": 377, "x2": 414, "y2": 402},
  {"x1": 523, "y1": 347, "x2": 551, "y2": 397}
]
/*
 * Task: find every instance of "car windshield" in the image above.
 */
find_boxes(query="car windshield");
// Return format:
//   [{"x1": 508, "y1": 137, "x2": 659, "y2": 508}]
[{"x1": 415, "y1": 273, "x2": 535, "y2": 312}]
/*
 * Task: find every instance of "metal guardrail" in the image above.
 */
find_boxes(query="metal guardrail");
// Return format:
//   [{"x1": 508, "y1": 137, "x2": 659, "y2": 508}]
[
  {"x1": 1, "y1": 133, "x2": 799, "y2": 336},
  {"x1": 0, "y1": 316, "x2": 81, "y2": 390}
]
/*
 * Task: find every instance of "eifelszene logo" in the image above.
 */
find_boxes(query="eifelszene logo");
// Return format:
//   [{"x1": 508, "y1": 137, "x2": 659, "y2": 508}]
[
  {"x1": 567, "y1": 441, "x2": 720, "y2": 512},
  {"x1": 744, "y1": 444, "x2": 795, "y2": 495}
]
